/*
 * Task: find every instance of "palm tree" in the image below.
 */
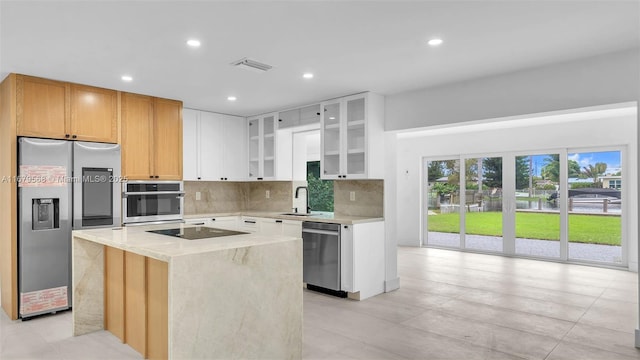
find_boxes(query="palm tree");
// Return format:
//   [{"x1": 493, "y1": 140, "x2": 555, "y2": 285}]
[{"x1": 582, "y1": 162, "x2": 607, "y2": 185}]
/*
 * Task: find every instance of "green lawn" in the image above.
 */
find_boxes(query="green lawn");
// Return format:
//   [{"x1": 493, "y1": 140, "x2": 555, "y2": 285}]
[{"x1": 427, "y1": 212, "x2": 621, "y2": 246}]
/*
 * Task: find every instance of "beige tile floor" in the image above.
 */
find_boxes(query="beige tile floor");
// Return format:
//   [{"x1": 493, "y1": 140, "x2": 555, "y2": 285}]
[{"x1": 1, "y1": 246, "x2": 639, "y2": 359}]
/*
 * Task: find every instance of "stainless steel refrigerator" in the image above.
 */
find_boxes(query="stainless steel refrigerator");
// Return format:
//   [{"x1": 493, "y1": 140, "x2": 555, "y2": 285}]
[{"x1": 18, "y1": 137, "x2": 121, "y2": 319}]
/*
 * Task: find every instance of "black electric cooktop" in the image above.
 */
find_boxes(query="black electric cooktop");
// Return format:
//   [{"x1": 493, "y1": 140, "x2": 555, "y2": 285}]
[{"x1": 147, "y1": 227, "x2": 248, "y2": 240}]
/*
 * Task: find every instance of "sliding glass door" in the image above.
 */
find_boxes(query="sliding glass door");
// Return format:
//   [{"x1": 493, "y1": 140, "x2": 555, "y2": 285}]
[
  {"x1": 464, "y1": 157, "x2": 503, "y2": 252},
  {"x1": 423, "y1": 147, "x2": 626, "y2": 267},
  {"x1": 514, "y1": 153, "x2": 561, "y2": 259},
  {"x1": 566, "y1": 150, "x2": 623, "y2": 264},
  {"x1": 425, "y1": 159, "x2": 460, "y2": 248}
]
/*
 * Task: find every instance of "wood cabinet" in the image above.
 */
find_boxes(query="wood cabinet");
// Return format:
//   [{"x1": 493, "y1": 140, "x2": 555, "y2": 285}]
[
  {"x1": 183, "y1": 109, "x2": 247, "y2": 181},
  {"x1": 248, "y1": 113, "x2": 277, "y2": 180},
  {"x1": 153, "y1": 98, "x2": 183, "y2": 180},
  {"x1": 121, "y1": 93, "x2": 183, "y2": 180},
  {"x1": 320, "y1": 92, "x2": 384, "y2": 180},
  {"x1": 104, "y1": 247, "x2": 168, "y2": 359},
  {"x1": 16, "y1": 74, "x2": 118, "y2": 143},
  {"x1": 69, "y1": 84, "x2": 118, "y2": 143}
]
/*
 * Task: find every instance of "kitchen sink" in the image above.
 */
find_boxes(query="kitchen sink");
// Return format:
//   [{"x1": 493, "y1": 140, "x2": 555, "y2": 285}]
[{"x1": 280, "y1": 213, "x2": 311, "y2": 216}]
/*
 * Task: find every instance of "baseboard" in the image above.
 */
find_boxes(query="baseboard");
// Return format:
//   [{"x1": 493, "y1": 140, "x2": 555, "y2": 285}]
[{"x1": 385, "y1": 277, "x2": 400, "y2": 292}]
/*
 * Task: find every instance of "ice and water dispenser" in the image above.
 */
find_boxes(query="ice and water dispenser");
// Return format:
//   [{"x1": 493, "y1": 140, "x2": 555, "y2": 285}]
[{"x1": 32, "y1": 198, "x2": 59, "y2": 231}]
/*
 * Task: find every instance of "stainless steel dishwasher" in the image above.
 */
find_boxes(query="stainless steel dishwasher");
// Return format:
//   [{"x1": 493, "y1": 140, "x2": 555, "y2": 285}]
[{"x1": 302, "y1": 221, "x2": 346, "y2": 297}]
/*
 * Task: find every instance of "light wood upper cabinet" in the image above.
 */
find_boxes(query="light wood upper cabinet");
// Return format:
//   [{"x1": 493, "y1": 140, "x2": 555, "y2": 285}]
[
  {"x1": 153, "y1": 98, "x2": 183, "y2": 180},
  {"x1": 70, "y1": 84, "x2": 118, "y2": 143},
  {"x1": 121, "y1": 93, "x2": 154, "y2": 180},
  {"x1": 16, "y1": 75, "x2": 118, "y2": 143},
  {"x1": 16, "y1": 75, "x2": 69, "y2": 138},
  {"x1": 121, "y1": 93, "x2": 182, "y2": 180}
]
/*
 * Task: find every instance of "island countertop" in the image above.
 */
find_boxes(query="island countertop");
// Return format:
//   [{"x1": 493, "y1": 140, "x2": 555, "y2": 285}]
[{"x1": 72, "y1": 223, "x2": 300, "y2": 262}]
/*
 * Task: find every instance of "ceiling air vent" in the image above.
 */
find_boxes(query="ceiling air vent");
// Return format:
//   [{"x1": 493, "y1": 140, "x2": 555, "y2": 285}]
[{"x1": 231, "y1": 57, "x2": 273, "y2": 73}]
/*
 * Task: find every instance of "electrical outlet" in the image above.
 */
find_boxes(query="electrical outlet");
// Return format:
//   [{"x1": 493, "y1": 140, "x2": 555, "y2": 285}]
[
  {"x1": 266, "y1": 190, "x2": 270, "y2": 199},
  {"x1": 195, "y1": 191, "x2": 201, "y2": 201},
  {"x1": 350, "y1": 191, "x2": 356, "y2": 201}
]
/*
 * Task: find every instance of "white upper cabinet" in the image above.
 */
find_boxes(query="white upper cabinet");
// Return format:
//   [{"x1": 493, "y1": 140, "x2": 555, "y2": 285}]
[
  {"x1": 248, "y1": 113, "x2": 277, "y2": 180},
  {"x1": 320, "y1": 92, "x2": 384, "y2": 180},
  {"x1": 183, "y1": 108, "x2": 247, "y2": 181},
  {"x1": 277, "y1": 104, "x2": 320, "y2": 129},
  {"x1": 183, "y1": 109, "x2": 199, "y2": 180}
]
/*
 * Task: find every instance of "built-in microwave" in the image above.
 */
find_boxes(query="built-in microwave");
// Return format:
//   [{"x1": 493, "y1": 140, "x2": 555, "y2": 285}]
[{"x1": 122, "y1": 181, "x2": 184, "y2": 225}]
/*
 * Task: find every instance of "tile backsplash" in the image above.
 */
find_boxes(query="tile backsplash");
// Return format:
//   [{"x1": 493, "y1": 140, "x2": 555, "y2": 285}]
[
  {"x1": 246, "y1": 181, "x2": 294, "y2": 212},
  {"x1": 184, "y1": 181, "x2": 295, "y2": 214},
  {"x1": 183, "y1": 181, "x2": 247, "y2": 214},
  {"x1": 333, "y1": 180, "x2": 384, "y2": 217},
  {"x1": 184, "y1": 179, "x2": 384, "y2": 218}
]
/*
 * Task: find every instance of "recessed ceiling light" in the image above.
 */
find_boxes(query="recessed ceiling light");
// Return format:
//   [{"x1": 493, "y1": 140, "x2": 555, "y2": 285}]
[
  {"x1": 329, "y1": 117, "x2": 335, "y2": 120},
  {"x1": 303, "y1": 73, "x2": 314, "y2": 79},
  {"x1": 186, "y1": 39, "x2": 201, "y2": 47},
  {"x1": 428, "y1": 38, "x2": 443, "y2": 46},
  {"x1": 227, "y1": 96, "x2": 237, "y2": 101},
  {"x1": 121, "y1": 75, "x2": 133, "y2": 82}
]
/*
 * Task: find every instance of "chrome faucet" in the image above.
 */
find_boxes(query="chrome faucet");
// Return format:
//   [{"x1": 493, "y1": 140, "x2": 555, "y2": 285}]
[{"x1": 295, "y1": 186, "x2": 311, "y2": 214}]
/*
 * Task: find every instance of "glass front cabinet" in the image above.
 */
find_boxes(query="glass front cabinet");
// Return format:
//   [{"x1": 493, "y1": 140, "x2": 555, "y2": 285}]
[
  {"x1": 247, "y1": 113, "x2": 277, "y2": 180},
  {"x1": 320, "y1": 92, "x2": 384, "y2": 180}
]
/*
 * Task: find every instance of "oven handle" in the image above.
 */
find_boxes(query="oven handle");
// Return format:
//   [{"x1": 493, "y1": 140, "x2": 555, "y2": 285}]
[{"x1": 122, "y1": 191, "x2": 185, "y2": 197}]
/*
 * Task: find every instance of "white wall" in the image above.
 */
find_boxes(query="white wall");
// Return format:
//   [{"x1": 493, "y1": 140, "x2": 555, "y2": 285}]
[
  {"x1": 385, "y1": 49, "x2": 640, "y2": 131},
  {"x1": 392, "y1": 105, "x2": 638, "y2": 270},
  {"x1": 292, "y1": 131, "x2": 320, "y2": 181}
]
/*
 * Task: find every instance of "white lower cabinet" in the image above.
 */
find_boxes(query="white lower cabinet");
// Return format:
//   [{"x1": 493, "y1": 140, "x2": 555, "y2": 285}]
[
  {"x1": 185, "y1": 216, "x2": 239, "y2": 230},
  {"x1": 208, "y1": 216, "x2": 239, "y2": 230},
  {"x1": 281, "y1": 220, "x2": 302, "y2": 237},
  {"x1": 340, "y1": 221, "x2": 385, "y2": 300},
  {"x1": 240, "y1": 217, "x2": 259, "y2": 233},
  {"x1": 246, "y1": 217, "x2": 302, "y2": 237},
  {"x1": 184, "y1": 218, "x2": 208, "y2": 226}
]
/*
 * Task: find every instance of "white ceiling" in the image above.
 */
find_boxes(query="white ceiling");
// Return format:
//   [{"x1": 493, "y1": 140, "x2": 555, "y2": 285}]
[{"x1": 1, "y1": 1, "x2": 638, "y2": 117}]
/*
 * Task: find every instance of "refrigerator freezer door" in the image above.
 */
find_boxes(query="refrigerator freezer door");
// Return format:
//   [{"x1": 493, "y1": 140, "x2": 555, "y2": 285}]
[
  {"x1": 73, "y1": 142, "x2": 121, "y2": 229},
  {"x1": 18, "y1": 137, "x2": 73, "y2": 318}
]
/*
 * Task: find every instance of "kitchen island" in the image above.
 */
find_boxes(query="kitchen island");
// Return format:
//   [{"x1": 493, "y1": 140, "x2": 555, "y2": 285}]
[{"x1": 71, "y1": 223, "x2": 302, "y2": 359}]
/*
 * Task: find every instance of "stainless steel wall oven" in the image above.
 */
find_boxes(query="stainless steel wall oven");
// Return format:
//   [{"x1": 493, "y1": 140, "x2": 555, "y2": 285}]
[{"x1": 122, "y1": 181, "x2": 184, "y2": 225}]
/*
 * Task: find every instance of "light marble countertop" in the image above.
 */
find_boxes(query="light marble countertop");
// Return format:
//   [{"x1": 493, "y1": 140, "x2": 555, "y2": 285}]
[
  {"x1": 72, "y1": 223, "x2": 299, "y2": 262},
  {"x1": 184, "y1": 211, "x2": 384, "y2": 224}
]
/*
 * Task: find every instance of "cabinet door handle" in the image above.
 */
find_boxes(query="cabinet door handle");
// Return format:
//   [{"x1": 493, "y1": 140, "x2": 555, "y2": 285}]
[
  {"x1": 192, "y1": 222, "x2": 205, "y2": 225},
  {"x1": 211, "y1": 218, "x2": 216, "y2": 221},
  {"x1": 244, "y1": 220, "x2": 256, "y2": 224},
  {"x1": 257, "y1": 177, "x2": 263, "y2": 180},
  {"x1": 65, "y1": 134, "x2": 70, "y2": 138},
  {"x1": 72, "y1": 135, "x2": 77, "y2": 139},
  {"x1": 156, "y1": 175, "x2": 160, "y2": 179},
  {"x1": 197, "y1": 177, "x2": 201, "y2": 180},
  {"x1": 275, "y1": 220, "x2": 283, "y2": 223},
  {"x1": 149, "y1": 175, "x2": 154, "y2": 179}
]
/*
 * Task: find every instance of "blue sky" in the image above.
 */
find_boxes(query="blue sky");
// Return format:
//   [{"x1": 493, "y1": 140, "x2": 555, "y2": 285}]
[{"x1": 528, "y1": 151, "x2": 621, "y2": 176}]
